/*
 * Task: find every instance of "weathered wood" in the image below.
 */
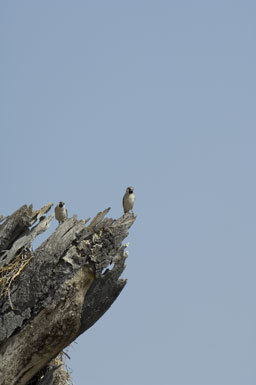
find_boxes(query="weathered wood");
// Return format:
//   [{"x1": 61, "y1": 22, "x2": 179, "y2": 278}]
[
  {"x1": 0, "y1": 203, "x2": 135, "y2": 385},
  {"x1": 0, "y1": 203, "x2": 53, "y2": 268}
]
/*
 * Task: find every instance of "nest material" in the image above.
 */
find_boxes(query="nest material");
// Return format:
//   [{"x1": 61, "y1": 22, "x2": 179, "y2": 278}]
[
  {"x1": 26, "y1": 350, "x2": 73, "y2": 385},
  {"x1": 0, "y1": 203, "x2": 136, "y2": 385},
  {"x1": 52, "y1": 351, "x2": 74, "y2": 385},
  {"x1": 0, "y1": 247, "x2": 33, "y2": 308},
  {"x1": 0, "y1": 247, "x2": 74, "y2": 385}
]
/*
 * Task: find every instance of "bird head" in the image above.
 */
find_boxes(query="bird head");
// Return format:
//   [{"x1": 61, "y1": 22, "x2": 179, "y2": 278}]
[{"x1": 127, "y1": 187, "x2": 134, "y2": 194}]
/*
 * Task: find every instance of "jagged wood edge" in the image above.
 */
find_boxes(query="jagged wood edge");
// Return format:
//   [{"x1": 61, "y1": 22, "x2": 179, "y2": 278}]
[
  {"x1": 0, "y1": 203, "x2": 53, "y2": 267},
  {"x1": 0, "y1": 204, "x2": 135, "y2": 385}
]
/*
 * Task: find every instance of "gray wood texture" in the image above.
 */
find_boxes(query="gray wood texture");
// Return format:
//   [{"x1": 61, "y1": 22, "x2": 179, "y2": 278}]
[{"x1": 0, "y1": 203, "x2": 135, "y2": 385}]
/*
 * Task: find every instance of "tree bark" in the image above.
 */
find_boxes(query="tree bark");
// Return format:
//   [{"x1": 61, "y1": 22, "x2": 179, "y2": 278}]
[{"x1": 0, "y1": 203, "x2": 135, "y2": 385}]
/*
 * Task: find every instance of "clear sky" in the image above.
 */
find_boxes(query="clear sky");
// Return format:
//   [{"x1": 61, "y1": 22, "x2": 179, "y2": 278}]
[{"x1": 1, "y1": 1, "x2": 256, "y2": 384}]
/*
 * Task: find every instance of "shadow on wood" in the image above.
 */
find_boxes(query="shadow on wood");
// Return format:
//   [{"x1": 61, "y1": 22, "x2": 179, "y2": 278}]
[{"x1": 0, "y1": 203, "x2": 136, "y2": 385}]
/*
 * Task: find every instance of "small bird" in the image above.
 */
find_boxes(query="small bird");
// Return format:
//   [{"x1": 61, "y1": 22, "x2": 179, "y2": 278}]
[
  {"x1": 54, "y1": 201, "x2": 68, "y2": 224},
  {"x1": 122, "y1": 186, "x2": 135, "y2": 214}
]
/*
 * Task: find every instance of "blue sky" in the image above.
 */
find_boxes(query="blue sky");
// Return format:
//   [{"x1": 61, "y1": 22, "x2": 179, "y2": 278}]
[{"x1": 1, "y1": 1, "x2": 256, "y2": 384}]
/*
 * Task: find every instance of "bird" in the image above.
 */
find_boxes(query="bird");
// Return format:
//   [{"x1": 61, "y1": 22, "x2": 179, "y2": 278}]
[
  {"x1": 54, "y1": 201, "x2": 68, "y2": 224},
  {"x1": 122, "y1": 186, "x2": 135, "y2": 214}
]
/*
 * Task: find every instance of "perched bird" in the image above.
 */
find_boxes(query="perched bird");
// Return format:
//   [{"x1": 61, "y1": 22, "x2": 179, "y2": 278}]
[
  {"x1": 54, "y1": 201, "x2": 68, "y2": 224},
  {"x1": 122, "y1": 186, "x2": 135, "y2": 214}
]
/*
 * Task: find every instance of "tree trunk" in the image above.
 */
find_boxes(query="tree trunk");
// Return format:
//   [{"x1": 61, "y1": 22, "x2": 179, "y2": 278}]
[{"x1": 0, "y1": 203, "x2": 135, "y2": 385}]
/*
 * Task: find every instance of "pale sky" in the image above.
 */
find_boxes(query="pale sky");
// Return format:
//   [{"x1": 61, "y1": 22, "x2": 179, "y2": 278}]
[{"x1": 1, "y1": 1, "x2": 256, "y2": 384}]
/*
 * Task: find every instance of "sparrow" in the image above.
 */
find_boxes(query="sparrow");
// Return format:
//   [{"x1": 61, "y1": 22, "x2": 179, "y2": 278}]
[
  {"x1": 54, "y1": 201, "x2": 68, "y2": 224},
  {"x1": 122, "y1": 186, "x2": 135, "y2": 214}
]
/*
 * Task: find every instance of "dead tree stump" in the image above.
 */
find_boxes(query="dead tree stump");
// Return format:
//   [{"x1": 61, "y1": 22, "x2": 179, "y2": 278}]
[{"x1": 0, "y1": 203, "x2": 135, "y2": 385}]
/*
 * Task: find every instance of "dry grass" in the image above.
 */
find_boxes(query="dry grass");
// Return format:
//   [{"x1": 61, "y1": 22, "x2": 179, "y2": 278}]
[
  {"x1": 0, "y1": 248, "x2": 74, "y2": 384},
  {"x1": 52, "y1": 350, "x2": 74, "y2": 385},
  {"x1": 0, "y1": 247, "x2": 33, "y2": 308},
  {"x1": 26, "y1": 350, "x2": 74, "y2": 385}
]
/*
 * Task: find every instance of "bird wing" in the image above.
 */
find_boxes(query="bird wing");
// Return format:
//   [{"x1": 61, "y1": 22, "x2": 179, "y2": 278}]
[{"x1": 122, "y1": 194, "x2": 126, "y2": 207}]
